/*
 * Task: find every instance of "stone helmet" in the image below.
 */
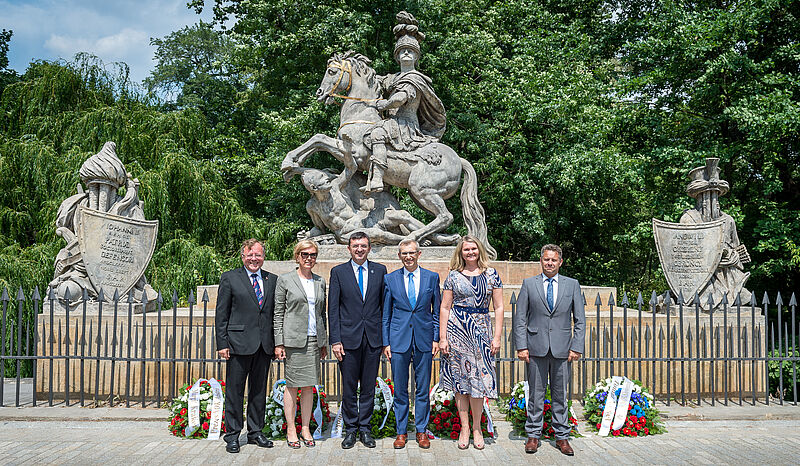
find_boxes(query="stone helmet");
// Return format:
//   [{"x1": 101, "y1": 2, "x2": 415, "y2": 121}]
[{"x1": 393, "y1": 11, "x2": 424, "y2": 64}]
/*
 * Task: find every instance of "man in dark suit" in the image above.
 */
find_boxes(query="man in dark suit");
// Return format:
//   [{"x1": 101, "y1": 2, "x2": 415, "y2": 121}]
[
  {"x1": 513, "y1": 244, "x2": 585, "y2": 456},
  {"x1": 328, "y1": 231, "x2": 387, "y2": 449},
  {"x1": 215, "y1": 239, "x2": 276, "y2": 453},
  {"x1": 382, "y1": 239, "x2": 440, "y2": 449}
]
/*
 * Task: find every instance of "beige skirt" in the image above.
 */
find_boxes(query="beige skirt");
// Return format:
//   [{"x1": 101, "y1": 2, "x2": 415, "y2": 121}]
[{"x1": 284, "y1": 336, "x2": 320, "y2": 388}]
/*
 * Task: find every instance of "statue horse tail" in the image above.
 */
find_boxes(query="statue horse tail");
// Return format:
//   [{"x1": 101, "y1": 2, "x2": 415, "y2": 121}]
[{"x1": 459, "y1": 157, "x2": 497, "y2": 259}]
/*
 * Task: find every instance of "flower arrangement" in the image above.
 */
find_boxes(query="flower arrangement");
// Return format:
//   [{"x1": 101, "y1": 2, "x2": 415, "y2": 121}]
[
  {"x1": 367, "y1": 377, "x2": 397, "y2": 439},
  {"x1": 168, "y1": 379, "x2": 226, "y2": 439},
  {"x1": 582, "y1": 378, "x2": 666, "y2": 437},
  {"x1": 498, "y1": 381, "x2": 579, "y2": 438},
  {"x1": 428, "y1": 385, "x2": 491, "y2": 439},
  {"x1": 263, "y1": 381, "x2": 333, "y2": 439}
]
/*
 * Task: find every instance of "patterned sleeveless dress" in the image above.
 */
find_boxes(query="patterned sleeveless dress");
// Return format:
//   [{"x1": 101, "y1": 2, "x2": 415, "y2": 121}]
[{"x1": 439, "y1": 268, "x2": 503, "y2": 398}]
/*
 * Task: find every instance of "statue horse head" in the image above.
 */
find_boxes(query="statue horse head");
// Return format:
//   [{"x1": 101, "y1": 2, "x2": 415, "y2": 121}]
[{"x1": 316, "y1": 51, "x2": 382, "y2": 106}]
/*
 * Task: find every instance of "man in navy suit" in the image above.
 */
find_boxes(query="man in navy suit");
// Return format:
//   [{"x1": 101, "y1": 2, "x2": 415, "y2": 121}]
[
  {"x1": 328, "y1": 231, "x2": 387, "y2": 449},
  {"x1": 215, "y1": 239, "x2": 276, "y2": 453},
  {"x1": 382, "y1": 239, "x2": 440, "y2": 449}
]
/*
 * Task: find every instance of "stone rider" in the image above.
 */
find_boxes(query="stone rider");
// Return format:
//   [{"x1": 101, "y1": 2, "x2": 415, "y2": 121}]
[{"x1": 362, "y1": 11, "x2": 447, "y2": 194}]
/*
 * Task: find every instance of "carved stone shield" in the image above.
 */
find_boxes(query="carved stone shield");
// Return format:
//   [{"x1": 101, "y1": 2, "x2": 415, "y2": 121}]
[
  {"x1": 76, "y1": 206, "x2": 158, "y2": 298},
  {"x1": 652, "y1": 218, "x2": 725, "y2": 305}
]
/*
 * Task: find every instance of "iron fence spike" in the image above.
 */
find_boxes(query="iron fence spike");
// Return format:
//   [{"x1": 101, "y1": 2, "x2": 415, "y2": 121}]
[
  {"x1": 607, "y1": 292, "x2": 615, "y2": 306},
  {"x1": 141, "y1": 289, "x2": 149, "y2": 304},
  {"x1": 33, "y1": 286, "x2": 41, "y2": 301},
  {"x1": 172, "y1": 289, "x2": 179, "y2": 303},
  {"x1": 582, "y1": 292, "x2": 587, "y2": 306},
  {"x1": 157, "y1": 291, "x2": 164, "y2": 304},
  {"x1": 761, "y1": 291, "x2": 770, "y2": 305},
  {"x1": 202, "y1": 289, "x2": 209, "y2": 302},
  {"x1": 636, "y1": 292, "x2": 643, "y2": 305},
  {"x1": 82, "y1": 287, "x2": 89, "y2": 300},
  {"x1": 113, "y1": 288, "x2": 120, "y2": 301},
  {"x1": 751, "y1": 293, "x2": 758, "y2": 306},
  {"x1": 649, "y1": 290, "x2": 658, "y2": 305},
  {"x1": 48, "y1": 286, "x2": 55, "y2": 300},
  {"x1": 595, "y1": 293, "x2": 603, "y2": 305},
  {"x1": 97, "y1": 288, "x2": 105, "y2": 302},
  {"x1": 734, "y1": 292, "x2": 741, "y2": 306},
  {"x1": 677, "y1": 290, "x2": 684, "y2": 304},
  {"x1": 509, "y1": 292, "x2": 516, "y2": 305},
  {"x1": 721, "y1": 293, "x2": 728, "y2": 305},
  {"x1": 16, "y1": 286, "x2": 26, "y2": 301},
  {"x1": 790, "y1": 292, "x2": 797, "y2": 307},
  {"x1": 127, "y1": 290, "x2": 135, "y2": 303},
  {"x1": 1, "y1": 287, "x2": 8, "y2": 301},
  {"x1": 188, "y1": 292, "x2": 195, "y2": 305},
  {"x1": 706, "y1": 292, "x2": 715, "y2": 306},
  {"x1": 621, "y1": 292, "x2": 629, "y2": 306},
  {"x1": 63, "y1": 287, "x2": 71, "y2": 302},
  {"x1": 775, "y1": 291, "x2": 783, "y2": 306}
]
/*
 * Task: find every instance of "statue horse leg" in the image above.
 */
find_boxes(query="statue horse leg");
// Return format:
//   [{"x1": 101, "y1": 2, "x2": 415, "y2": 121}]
[{"x1": 282, "y1": 133, "x2": 347, "y2": 179}]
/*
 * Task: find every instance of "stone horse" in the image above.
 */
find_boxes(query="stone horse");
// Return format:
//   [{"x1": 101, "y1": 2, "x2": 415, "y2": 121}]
[{"x1": 281, "y1": 51, "x2": 496, "y2": 257}]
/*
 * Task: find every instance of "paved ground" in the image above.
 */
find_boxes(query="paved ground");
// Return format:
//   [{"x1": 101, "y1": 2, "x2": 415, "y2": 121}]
[{"x1": 0, "y1": 408, "x2": 799, "y2": 464}]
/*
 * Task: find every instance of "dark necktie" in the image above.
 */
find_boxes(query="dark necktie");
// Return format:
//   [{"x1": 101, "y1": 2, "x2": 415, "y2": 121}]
[
  {"x1": 251, "y1": 273, "x2": 263, "y2": 307},
  {"x1": 546, "y1": 277, "x2": 554, "y2": 311}
]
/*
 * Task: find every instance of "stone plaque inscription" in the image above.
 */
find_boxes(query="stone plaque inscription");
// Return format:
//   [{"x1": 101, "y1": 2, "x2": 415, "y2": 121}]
[
  {"x1": 653, "y1": 218, "x2": 725, "y2": 305},
  {"x1": 76, "y1": 206, "x2": 158, "y2": 298}
]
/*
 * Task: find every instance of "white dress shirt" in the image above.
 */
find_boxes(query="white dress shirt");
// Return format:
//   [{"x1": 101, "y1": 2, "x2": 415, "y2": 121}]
[
  {"x1": 299, "y1": 276, "x2": 316, "y2": 336},
  {"x1": 403, "y1": 266, "x2": 421, "y2": 305},
  {"x1": 350, "y1": 259, "x2": 369, "y2": 299},
  {"x1": 541, "y1": 273, "x2": 560, "y2": 308}
]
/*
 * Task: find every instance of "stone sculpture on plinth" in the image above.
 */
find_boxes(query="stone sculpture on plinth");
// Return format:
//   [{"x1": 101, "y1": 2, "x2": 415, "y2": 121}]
[
  {"x1": 50, "y1": 142, "x2": 158, "y2": 311},
  {"x1": 281, "y1": 11, "x2": 496, "y2": 258},
  {"x1": 653, "y1": 158, "x2": 752, "y2": 309}
]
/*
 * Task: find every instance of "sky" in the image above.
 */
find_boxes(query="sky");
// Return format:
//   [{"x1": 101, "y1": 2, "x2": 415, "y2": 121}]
[{"x1": 2, "y1": 0, "x2": 213, "y2": 84}]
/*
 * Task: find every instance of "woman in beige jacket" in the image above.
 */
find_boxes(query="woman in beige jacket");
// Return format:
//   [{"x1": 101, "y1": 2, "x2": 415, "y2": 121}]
[{"x1": 274, "y1": 240, "x2": 328, "y2": 448}]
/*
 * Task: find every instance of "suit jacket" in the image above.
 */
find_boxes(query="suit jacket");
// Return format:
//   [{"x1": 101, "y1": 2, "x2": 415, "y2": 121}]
[
  {"x1": 328, "y1": 260, "x2": 387, "y2": 349},
  {"x1": 513, "y1": 274, "x2": 585, "y2": 359},
  {"x1": 382, "y1": 267, "x2": 441, "y2": 353},
  {"x1": 274, "y1": 271, "x2": 328, "y2": 348},
  {"x1": 215, "y1": 266, "x2": 277, "y2": 355}
]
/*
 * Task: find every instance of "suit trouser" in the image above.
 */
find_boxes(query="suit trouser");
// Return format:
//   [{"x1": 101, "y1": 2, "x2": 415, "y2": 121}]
[
  {"x1": 525, "y1": 351, "x2": 571, "y2": 440},
  {"x1": 223, "y1": 347, "x2": 270, "y2": 443},
  {"x1": 391, "y1": 345, "x2": 432, "y2": 434},
  {"x1": 339, "y1": 337, "x2": 381, "y2": 433}
]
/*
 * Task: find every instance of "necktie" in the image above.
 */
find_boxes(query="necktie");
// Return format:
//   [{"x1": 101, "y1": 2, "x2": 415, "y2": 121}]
[
  {"x1": 358, "y1": 266, "x2": 365, "y2": 299},
  {"x1": 546, "y1": 277, "x2": 554, "y2": 311},
  {"x1": 407, "y1": 272, "x2": 416, "y2": 308},
  {"x1": 252, "y1": 273, "x2": 263, "y2": 307}
]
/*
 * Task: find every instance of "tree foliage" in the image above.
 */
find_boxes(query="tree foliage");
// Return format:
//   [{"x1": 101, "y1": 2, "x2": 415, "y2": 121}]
[{"x1": 1, "y1": 0, "x2": 798, "y2": 303}]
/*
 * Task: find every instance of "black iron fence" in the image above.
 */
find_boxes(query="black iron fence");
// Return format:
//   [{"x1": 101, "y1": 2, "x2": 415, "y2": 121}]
[{"x1": 1, "y1": 286, "x2": 798, "y2": 408}]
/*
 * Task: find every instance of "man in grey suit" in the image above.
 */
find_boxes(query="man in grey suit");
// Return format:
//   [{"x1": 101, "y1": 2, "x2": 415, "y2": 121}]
[{"x1": 513, "y1": 244, "x2": 585, "y2": 456}]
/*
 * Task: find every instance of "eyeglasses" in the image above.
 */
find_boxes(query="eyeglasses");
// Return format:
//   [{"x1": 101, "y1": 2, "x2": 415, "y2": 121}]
[{"x1": 300, "y1": 252, "x2": 318, "y2": 259}]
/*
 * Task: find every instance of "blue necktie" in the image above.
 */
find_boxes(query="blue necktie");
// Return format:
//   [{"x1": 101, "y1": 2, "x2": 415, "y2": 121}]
[
  {"x1": 358, "y1": 265, "x2": 365, "y2": 299},
  {"x1": 546, "y1": 277, "x2": 554, "y2": 311},
  {"x1": 407, "y1": 272, "x2": 416, "y2": 308},
  {"x1": 252, "y1": 273, "x2": 263, "y2": 307}
]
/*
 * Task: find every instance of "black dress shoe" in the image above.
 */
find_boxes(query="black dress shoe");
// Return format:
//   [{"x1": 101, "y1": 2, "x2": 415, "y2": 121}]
[
  {"x1": 247, "y1": 433, "x2": 274, "y2": 448},
  {"x1": 359, "y1": 431, "x2": 376, "y2": 448},
  {"x1": 341, "y1": 431, "x2": 357, "y2": 449},
  {"x1": 225, "y1": 439, "x2": 240, "y2": 453}
]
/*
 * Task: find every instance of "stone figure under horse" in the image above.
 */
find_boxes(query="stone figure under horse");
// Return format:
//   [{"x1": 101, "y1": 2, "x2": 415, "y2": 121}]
[{"x1": 281, "y1": 51, "x2": 496, "y2": 257}]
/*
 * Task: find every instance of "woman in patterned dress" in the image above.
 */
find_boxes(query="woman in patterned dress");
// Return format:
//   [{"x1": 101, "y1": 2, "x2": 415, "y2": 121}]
[{"x1": 438, "y1": 235, "x2": 504, "y2": 450}]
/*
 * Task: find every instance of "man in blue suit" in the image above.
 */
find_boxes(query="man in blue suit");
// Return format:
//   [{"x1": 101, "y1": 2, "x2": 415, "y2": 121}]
[
  {"x1": 328, "y1": 231, "x2": 387, "y2": 449},
  {"x1": 382, "y1": 239, "x2": 441, "y2": 449}
]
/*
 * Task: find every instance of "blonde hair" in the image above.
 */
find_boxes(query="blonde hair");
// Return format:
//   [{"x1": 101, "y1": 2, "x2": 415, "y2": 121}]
[
  {"x1": 293, "y1": 239, "x2": 320, "y2": 261},
  {"x1": 449, "y1": 235, "x2": 489, "y2": 272}
]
